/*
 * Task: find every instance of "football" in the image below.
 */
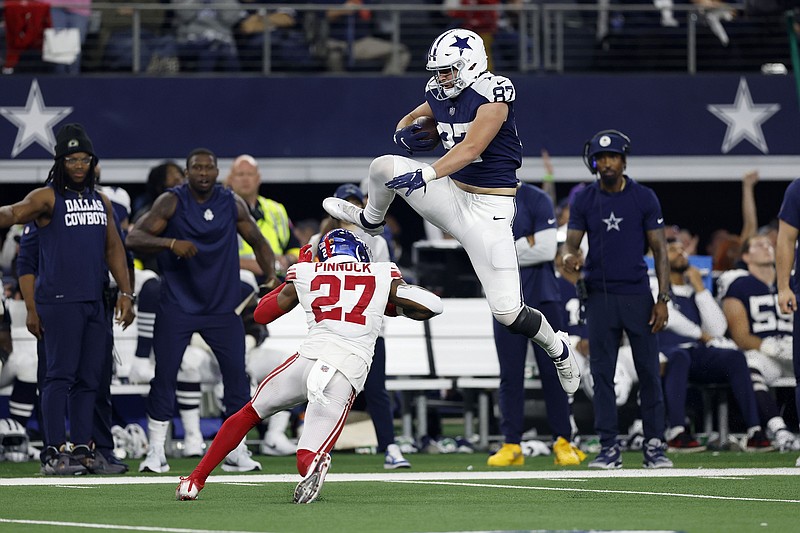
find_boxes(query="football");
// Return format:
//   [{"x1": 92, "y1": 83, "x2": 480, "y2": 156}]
[{"x1": 413, "y1": 116, "x2": 441, "y2": 149}]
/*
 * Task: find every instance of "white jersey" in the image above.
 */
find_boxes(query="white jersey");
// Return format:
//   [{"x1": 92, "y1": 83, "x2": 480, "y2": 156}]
[{"x1": 285, "y1": 256, "x2": 402, "y2": 392}]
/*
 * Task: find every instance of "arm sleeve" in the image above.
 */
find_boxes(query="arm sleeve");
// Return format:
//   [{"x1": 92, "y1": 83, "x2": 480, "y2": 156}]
[
  {"x1": 253, "y1": 282, "x2": 288, "y2": 324},
  {"x1": 665, "y1": 304, "x2": 703, "y2": 340},
  {"x1": 695, "y1": 290, "x2": 728, "y2": 337},
  {"x1": 515, "y1": 228, "x2": 557, "y2": 267}
]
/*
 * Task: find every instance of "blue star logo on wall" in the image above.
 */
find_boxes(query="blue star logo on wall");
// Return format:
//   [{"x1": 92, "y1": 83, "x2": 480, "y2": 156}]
[
  {"x1": 707, "y1": 77, "x2": 780, "y2": 154},
  {"x1": 0, "y1": 79, "x2": 72, "y2": 157},
  {"x1": 602, "y1": 212, "x2": 623, "y2": 232},
  {"x1": 450, "y1": 36, "x2": 473, "y2": 56}
]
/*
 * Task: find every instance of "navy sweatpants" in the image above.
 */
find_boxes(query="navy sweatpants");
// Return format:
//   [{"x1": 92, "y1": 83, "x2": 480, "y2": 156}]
[
  {"x1": 663, "y1": 345, "x2": 760, "y2": 430},
  {"x1": 585, "y1": 291, "x2": 665, "y2": 448},
  {"x1": 147, "y1": 301, "x2": 249, "y2": 422},
  {"x1": 38, "y1": 301, "x2": 107, "y2": 447},
  {"x1": 492, "y1": 300, "x2": 571, "y2": 443}
]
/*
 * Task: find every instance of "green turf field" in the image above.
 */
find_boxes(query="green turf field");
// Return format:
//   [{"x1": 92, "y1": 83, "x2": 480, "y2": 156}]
[{"x1": 1, "y1": 451, "x2": 798, "y2": 533}]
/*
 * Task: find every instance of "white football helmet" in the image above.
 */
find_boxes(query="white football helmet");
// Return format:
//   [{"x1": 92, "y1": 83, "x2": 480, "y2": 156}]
[
  {"x1": 0, "y1": 418, "x2": 30, "y2": 462},
  {"x1": 426, "y1": 28, "x2": 488, "y2": 100}
]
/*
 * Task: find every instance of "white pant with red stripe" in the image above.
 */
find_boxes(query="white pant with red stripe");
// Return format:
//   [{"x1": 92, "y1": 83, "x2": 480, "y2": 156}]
[{"x1": 249, "y1": 353, "x2": 355, "y2": 454}]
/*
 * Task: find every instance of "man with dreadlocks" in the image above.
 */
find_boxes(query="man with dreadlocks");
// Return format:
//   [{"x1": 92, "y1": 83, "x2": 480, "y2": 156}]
[{"x1": 0, "y1": 123, "x2": 135, "y2": 474}]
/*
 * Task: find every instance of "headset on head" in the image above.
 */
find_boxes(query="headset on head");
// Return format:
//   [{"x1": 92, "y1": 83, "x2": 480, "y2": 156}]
[{"x1": 582, "y1": 129, "x2": 631, "y2": 174}]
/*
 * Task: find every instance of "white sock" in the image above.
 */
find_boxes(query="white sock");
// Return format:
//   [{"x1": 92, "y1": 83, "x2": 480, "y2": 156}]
[
  {"x1": 147, "y1": 417, "x2": 171, "y2": 449},
  {"x1": 531, "y1": 314, "x2": 563, "y2": 359},
  {"x1": 180, "y1": 408, "x2": 202, "y2": 440}
]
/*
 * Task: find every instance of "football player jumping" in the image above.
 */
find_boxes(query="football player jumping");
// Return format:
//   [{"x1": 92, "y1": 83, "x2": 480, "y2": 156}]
[
  {"x1": 322, "y1": 28, "x2": 581, "y2": 398},
  {"x1": 176, "y1": 231, "x2": 442, "y2": 504}
]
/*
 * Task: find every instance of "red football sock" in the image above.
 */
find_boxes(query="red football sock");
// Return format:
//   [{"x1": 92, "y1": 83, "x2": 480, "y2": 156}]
[
  {"x1": 296, "y1": 448, "x2": 317, "y2": 476},
  {"x1": 193, "y1": 403, "x2": 262, "y2": 482}
]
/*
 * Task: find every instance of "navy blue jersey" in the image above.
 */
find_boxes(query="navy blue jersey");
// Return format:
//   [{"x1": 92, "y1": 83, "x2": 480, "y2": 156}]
[
  {"x1": 515, "y1": 183, "x2": 559, "y2": 304},
  {"x1": 426, "y1": 72, "x2": 522, "y2": 189},
  {"x1": 16, "y1": 223, "x2": 38, "y2": 277},
  {"x1": 157, "y1": 183, "x2": 242, "y2": 314},
  {"x1": 724, "y1": 274, "x2": 793, "y2": 338},
  {"x1": 36, "y1": 185, "x2": 107, "y2": 304},
  {"x1": 568, "y1": 178, "x2": 663, "y2": 295},
  {"x1": 658, "y1": 290, "x2": 702, "y2": 351},
  {"x1": 778, "y1": 177, "x2": 800, "y2": 291},
  {"x1": 557, "y1": 276, "x2": 586, "y2": 338}
]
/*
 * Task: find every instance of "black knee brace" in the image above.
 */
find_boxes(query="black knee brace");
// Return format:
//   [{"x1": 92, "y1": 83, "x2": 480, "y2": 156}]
[{"x1": 506, "y1": 306, "x2": 542, "y2": 337}]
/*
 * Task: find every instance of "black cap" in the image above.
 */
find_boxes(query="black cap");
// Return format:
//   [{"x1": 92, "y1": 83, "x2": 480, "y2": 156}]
[{"x1": 54, "y1": 123, "x2": 95, "y2": 160}]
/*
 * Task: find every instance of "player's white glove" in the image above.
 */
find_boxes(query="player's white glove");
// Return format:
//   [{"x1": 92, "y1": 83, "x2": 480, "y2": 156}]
[{"x1": 306, "y1": 359, "x2": 335, "y2": 405}]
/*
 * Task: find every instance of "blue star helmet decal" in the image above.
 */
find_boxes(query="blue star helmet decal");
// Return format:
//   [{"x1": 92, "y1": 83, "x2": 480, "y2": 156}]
[{"x1": 451, "y1": 35, "x2": 473, "y2": 55}]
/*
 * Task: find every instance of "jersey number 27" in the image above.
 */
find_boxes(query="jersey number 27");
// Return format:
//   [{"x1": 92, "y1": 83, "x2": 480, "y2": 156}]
[{"x1": 310, "y1": 275, "x2": 376, "y2": 325}]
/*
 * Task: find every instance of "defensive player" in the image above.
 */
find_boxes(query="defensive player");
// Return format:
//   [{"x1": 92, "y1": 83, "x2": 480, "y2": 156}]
[
  {"x1": 0, "y1": 123, "x2": 135, "y2": 473},
  {"x1": 775, "y1": 176, "x2": 800, "y2": 466},
  {"x1": 322, "y1": 28, "x2": 581, "y2": 397},
  {"x1": 126, "y1": 148, "x2": 279, "y2": 474},
  {"x1": 311, "y1": 183, "x2": 411, "y2": 469},
  {"x1": 563, "y1": 130, "x2": 672, "y2": 469},
  {"x1": 176, "y1": 230, "x2": 443, "y2": 504},
  {"x1": 721, "y1": 235, "x2": 798, "y2": 451}
]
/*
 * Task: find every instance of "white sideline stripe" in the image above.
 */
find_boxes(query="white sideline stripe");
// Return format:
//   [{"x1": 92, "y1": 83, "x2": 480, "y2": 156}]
[
  {"x1": 388, "y1": 480, "x2": 800, "y2": 504},
  {"x1": 0, "y1": 467, "x2": 798, "y2": 486},
  {"x1": 0, "y1": 519, "x2": 260, "y2": 533}
]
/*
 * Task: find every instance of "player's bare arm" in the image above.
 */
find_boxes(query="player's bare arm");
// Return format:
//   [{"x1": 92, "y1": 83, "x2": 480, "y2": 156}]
[
  {"x1": 396, "y1": 102, "x2": 434, "y2": 131},
  {"x1": 388, "y1": 279, "x2": 443, "y2": 321},
  {"x1": 234, "y1": 194, "x2": 278, "y2": 288},
  {"x1": 776, "y1": 219, "x2": 798, "y2": 313},
  {"x1": 647, "y1": 227, "x2": 670, "y2": 332},
  {"x1": 562, "y1": 229, "x2": 585, "y2": 273},
  {"x1": 721, "y1": 297, "x2": 762, "y2": 350},
  {"x1": 430, "y1": 102, "x2": 507, "y2": 180},
  {"x1": 125, "y1": 192, "x2": 193, "y2": 256},
  {"x1": 0, "y1": 187, "x2": 55, "y2": 228}
]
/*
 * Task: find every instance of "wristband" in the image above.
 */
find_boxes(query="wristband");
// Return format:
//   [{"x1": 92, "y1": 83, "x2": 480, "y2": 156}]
[
  {"x1": 169, "y1": 238, "x2": 176, "y2": 251},
  {"x1": 421, "y1": 165, "x2": 437, "y2": 184},
  {"x1": 542, "y1": 173, "x2": 554, "y2": 183}
]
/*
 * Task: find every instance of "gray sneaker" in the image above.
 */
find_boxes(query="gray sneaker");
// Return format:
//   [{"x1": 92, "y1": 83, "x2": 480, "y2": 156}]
[
  {"x1": 40, "y1": 445, "x2": 88, "y2": 476},
  {"x1": 322, "y1": 197, "x2": 385, "y2": 236},
  {"x1": 588, "y1": 445, "x2": 622, "y2": 469},
  {"x1": 88, "y1": 449, "x2": 129, "y2": 475},
  {"x1": 643, "y1": 438, "x2": 674, "y2": 469}
]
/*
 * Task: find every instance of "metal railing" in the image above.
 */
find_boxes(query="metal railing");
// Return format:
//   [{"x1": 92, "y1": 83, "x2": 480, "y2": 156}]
[{"x1": 7, "y1": 2, "x2": 792, "y2": 75}]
